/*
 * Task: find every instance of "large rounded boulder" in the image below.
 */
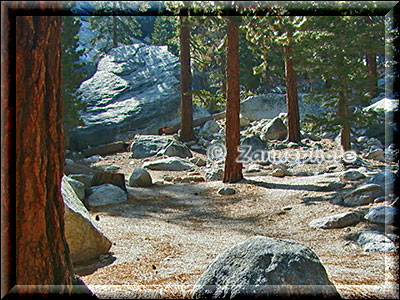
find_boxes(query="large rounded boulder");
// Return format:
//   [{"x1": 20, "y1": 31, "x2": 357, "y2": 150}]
[{"x1": 192, "y1": 236, "x2": 340, "y2": 299}]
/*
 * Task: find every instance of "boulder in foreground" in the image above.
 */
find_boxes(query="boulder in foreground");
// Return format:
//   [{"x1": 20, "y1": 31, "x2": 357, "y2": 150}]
[
  {"x1": 192, "y1": 236, "x2": 340, "y2": 299},
  {"x1": 62, "y1": 176, "x2": 112, "y2": 265}
]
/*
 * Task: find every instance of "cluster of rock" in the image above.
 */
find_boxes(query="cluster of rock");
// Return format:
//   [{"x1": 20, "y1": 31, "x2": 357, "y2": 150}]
[{"x1": 309, "y1": 170, "x2": 398, "y2": 253}]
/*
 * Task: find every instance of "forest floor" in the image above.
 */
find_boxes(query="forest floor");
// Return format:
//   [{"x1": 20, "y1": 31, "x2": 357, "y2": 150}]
[{"x1": 76, "y1": 140, "x2": 399, "y2": 299}]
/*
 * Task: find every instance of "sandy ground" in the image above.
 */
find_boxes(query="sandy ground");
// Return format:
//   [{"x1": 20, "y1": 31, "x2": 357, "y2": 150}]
[{"x1": 73, "y1": 142, "x2": 399, "y2": 299}]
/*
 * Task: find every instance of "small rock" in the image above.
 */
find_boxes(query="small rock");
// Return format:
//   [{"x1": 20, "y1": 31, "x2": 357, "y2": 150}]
[
  {"x1": 282, "y1": 205, "x2": 293, "y2": 211},
  {"x1": 309, "y1": 211, "x2": 361, "y2": 229},
  {"x1": 143, "y1": 157, "x2": 194, "y2": 171},
  {"x1": 163, "y1": 175, "x2": 174, "y2": 182},
  {"x1": 364, "y1": 206, "x2": 398, "y2": 225},
  {"x1": 261, "y1": 117, "x2": 288, "y2": 141},
  {"x1": 339, "y1": 170, "x2": 366, "y2": 181},
  {"x1": 365, "y1": 149, "x2": 385, "y2": 161},
  {"x1": 327, "y1": 165, "x2": 337, "y2": 171},
  {"x1": 287, "y1": 142, "x2": 300, "y2": 148},
  {"x1": 189, "y1": 157, "x2": 207, "y2": 167},
  {"x1": 81, "y1": 155, "x2": 104, "y2": 163},
  {"x1": 128, "y1": 168, "x2": 152, "y2": 187},
  {"x1": 357, "y1": 231, "x2": 396, "y2": 253},
  {"x1": 343, "y1": 184, "x2": 384, "y2": 207},
  {"x1": 160, "y1": 140, "x2": 193, "y2": 158},
  {"x1": 247, "y1": 163, "x2": 263, "y2": 173},
  {"x1": 105, "y1": 165, "x2": 121, "y2": 172},
  {"x1": 218, "y1": 187, "x2": 236, "y2": 195},
  {"x1": 271, "y1": 168, "x2": 285, "y2": 177},
  {"x1": 205, "y1": 168, "x2": 223, "y2": 181},
  {"x1": 86, "y1": 184, "x2": 128, "y2": 207},
  {"x1": 308, "y1": 133, "x2": 322, "y2": 141}
]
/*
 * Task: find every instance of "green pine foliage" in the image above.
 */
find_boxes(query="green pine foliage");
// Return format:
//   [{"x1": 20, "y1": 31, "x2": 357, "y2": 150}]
[
  {"x1": 300, "y1": 16, "x2": 385, "y2": 135},
  {"x1": 151, "y1": 16, "x2": 179, "y2": 56},
  {"x1": 61, "y1": 16, "x2": 88, "y2": 136}
]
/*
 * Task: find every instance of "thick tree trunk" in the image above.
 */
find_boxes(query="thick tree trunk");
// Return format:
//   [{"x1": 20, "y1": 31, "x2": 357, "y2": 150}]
[
  {"x1": 366, "y1": 51, "x2": 377, "y2": 99},
  {"x1": 14, "y1": 14, "x2": 75, "y2": 294},
  {"x1": 284, "y1": 44, "x2": 301, "y2": 143},
  {"x1": 338, "y1": 86, "x2": 351, "y2": 152},
  {"x1": 223, "y1": 18, "x2": 243, "y2": 183},
  {"x1": 1, "y1": 2, "x2": 13, "y2": 297},
  {"x1": 179, "y1": 16, "x2": 194, "y2": 142}
]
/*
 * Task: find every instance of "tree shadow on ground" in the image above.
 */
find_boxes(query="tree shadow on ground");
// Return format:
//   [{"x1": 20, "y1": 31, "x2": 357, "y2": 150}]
[{"x1": 240, "y1": 178, "x2": 333, "y2": 192}]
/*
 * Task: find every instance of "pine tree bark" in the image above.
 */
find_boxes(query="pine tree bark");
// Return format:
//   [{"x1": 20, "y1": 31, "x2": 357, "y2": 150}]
[
  {"x1": 14, "y1": 14, "x2": 75, "y2": 294},
  {"x1": 1, "y1": 2, "x2": 13, "y2": 297},
  {"x1": 223, "y1": 18, "x2": 243, "y2": 183},
  {"x1": 284, "y1": 44, "x2": 301, "y2": 143},
  {"x1": 338, "y1": 86, "x2": 351, "y2": 152},
  {"x1": 366, "y1": 51, "x2": 377, "y2": 99},
  {"x1": 179, "y1": 16, "x2": 194, "y2": 142}
]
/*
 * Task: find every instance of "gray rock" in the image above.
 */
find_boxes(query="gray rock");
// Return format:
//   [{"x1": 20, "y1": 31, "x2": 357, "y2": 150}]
[
  {"x1": 192, "y1": 236, "x2": 340, "y2": 299},
  {"x1": 160, "y1": 140, "x2": 193, "y2": 158},
  {"x1": 367, "y1": 171, "x2": 397, "y2": 193},
  {"x1": 65, "y1": 176, "x2": 86, "y2": 201},
  {"x1": 69, "y1": 44, "x2": 182, "y2": 151},
  {"x1": 364, "y1": 206, "x2": 398, "y2": 225},
  {"x1": 362, "y1": 98, "x2": 399, "y2": 144},
  {"x1": 309, "y1": 212, "x2": 361, "y2": 229},
  {"x1": 241, "y1": 94, "x2": 287, "y2": 121},
  {"x1": 68, "y1": 174, "x2": 93, "y2": 189},
  {"x1": 326, "y1": 181, "x2": 347, "y2": 190},
  {"x1": 130, "y1": 135, "x2": 175, "y2": 159},
  {"x1": 62, "y1": 176, "x2": 112, "y2": 264},
  {"x1": 240, "y1": 135, "x2": 268, "y2": 163},
  {"x1": 81, "y1": 155, "x2": 104, "y2": 163},
  {"x1": 271, "y1": 164, "x2": 293, "y2": 177},
  {"x1": 343, "y1": 184, "x2": 384, "y2": 207},
  {"x1": 104, "y1": 165, "x2": 121, "y2": 172},
  {"x1": 339, "y1": 170, "x2": 366, "y2": 181},
  {"x1": 190, "y1": 157, "x2": 207, "y2": 167},
  {"x1": 247, "y1": 164, "x2": 263, "y2": 173},
  {"x1": 86, "y1": 184, "x2": 128, "y2": 207},
  {"x1": 199, "y1": 119, "x2": 222, "y2": 137},
  {"x1": 282, "y1": 205, "x2": 293, "y2": 211},
  {"x1": 128, "y1": 168, "x2": 152, "y2": 187},
  {"x1": 357, "y1": 231, "x2": 396, "y2": 253},
  {"x1": 205, "y1": 168, "x2": 224, "y2": 181},
  {"x1": 241, "y1": 93, "x2": 326, "y2": 122},
  {"x1": 143, "y1": 157, "x2": 194, "y2": 171},
  {"x1": 218, "y1": 187, "x2": 236, "y2": 195},
  {"x1": 365, "y1": 149, "x2": 385, "y2": 161},
  {"x1": 261, "y1": 117, "x2": 287, "y2": 141},
  {"x1": 239, "y1": 114, "x2": 251, "y2": 127},
  {"x1": 271, "y1": 168, "x2": 285, "y2": 177}
]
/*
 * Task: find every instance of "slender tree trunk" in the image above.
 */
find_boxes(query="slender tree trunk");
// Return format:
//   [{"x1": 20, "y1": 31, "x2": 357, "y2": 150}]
[
  {"x1": 112, "y1": 15, "x2": 118, "y2": 48},
  {"x1": 338, "y1": 85, "x2": 351, "y2": 152},
  {"x1": 179, "y1": 16, "x2": 194, "y2": 141},
  {"x1": 14, "y1": 14, "x2": 75, "y2": 294},
  {"x1": 284, "y1": 44, "x2": 301, "y2": 142},
  {"x1": 366, "y1": 51, "x2": 377, "y2": 99},
  {"x1": 223, "y1": 18, "x2": 243, "y2": 183}
]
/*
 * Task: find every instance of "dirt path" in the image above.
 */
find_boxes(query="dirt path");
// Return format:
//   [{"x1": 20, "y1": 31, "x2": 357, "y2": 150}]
[{"x1": 77, "y1": 159, "x2": 399, "y2": 299}]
